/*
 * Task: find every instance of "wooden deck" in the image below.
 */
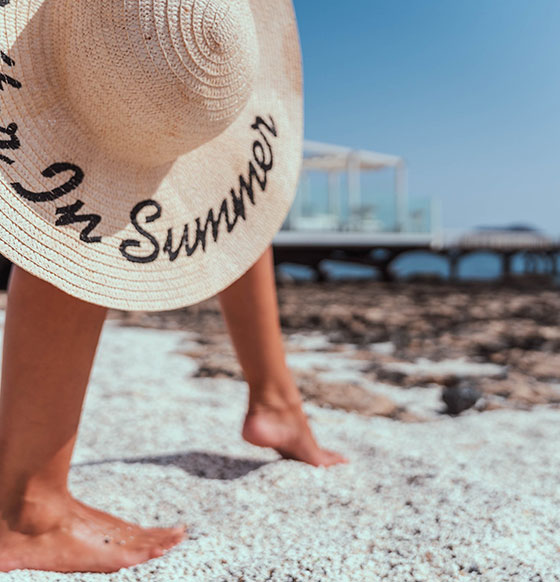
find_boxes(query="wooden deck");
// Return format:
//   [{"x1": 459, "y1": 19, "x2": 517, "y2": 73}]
[{"x1": 272, "y1": 230, "x2": 560, "y2": 281}]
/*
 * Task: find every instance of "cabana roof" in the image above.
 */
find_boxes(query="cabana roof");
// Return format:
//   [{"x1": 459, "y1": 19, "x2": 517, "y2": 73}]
[
  {"x1": 303, "y1": 140, "x2": 403, "y2": 172},
  {"x1": 290, "y1": 140, "x2": 410, "y2": 233}
]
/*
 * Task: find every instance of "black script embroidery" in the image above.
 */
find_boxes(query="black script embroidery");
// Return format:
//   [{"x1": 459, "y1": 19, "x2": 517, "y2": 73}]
[
  {"x1": 0, "y1": 52, "x2": 14, "y2": 67},
  {"x1": 252, "y1": 115, "x2": 278, "y2": 144},
  {"x1": 12, "y1": 162, "x2": 84, "y2": 202},
  {"x1": 0, "y1": 46, "x2": 101, "y2": 245},
  {"x1": 55, "y1": 200, "x2": 102, "y2": 243},
  {"x1": 119, "y1": 200, "x2": 162, "y2": 263},
  {"x1": 163, "y1": 198, "x2": 233, "y2": 260},
  {"x1": 235, "y1": 115, "x2": 276, "y2": 208},
  {"x1": 0, "y1": 1, "x2": 11, "y2": 7},
  {"x1": 0, "y1": 72, "x2": 21, "y2": 91},
  {"x1": 0, "y1": 53, "x2": 21, "y2": 164},
  {"x1": 120, "y1": 115, "x2": 278, "y2": 264},
  {"x1": 0, "y1": 48, "x2": 21, "y2": 92},
  {"x1": 0, "y1": 122, "x2": 19, "y2": 165}
]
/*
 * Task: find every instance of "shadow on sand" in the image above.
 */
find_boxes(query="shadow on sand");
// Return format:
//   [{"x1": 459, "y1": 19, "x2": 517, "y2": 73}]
[{"x1": 73, "y1": 451, "x2": 271, "y2": 481}]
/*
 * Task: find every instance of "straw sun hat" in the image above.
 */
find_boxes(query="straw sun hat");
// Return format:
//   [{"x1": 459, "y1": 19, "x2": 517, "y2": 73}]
[{"x1": 0, "y1": 0, "x2": 302, "y2": 310}]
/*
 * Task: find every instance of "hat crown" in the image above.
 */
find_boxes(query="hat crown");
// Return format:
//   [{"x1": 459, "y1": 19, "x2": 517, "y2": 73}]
[{"x1": 59, "y1": 0, "x2": 259, "y2": 165}]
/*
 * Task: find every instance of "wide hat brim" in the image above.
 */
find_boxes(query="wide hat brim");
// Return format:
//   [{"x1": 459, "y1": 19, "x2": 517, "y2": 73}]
[{"x1": 0, "y1": 0, "x2": 302, "y2": 311}]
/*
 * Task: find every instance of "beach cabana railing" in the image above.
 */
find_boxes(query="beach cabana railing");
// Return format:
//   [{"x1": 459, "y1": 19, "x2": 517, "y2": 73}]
[{"x1": 285, "y1": 140, "x2": 411, "y2": 233}]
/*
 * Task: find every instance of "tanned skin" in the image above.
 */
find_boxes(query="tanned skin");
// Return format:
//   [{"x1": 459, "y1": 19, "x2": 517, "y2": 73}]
[{"x1": 0, "y1": 247, "x2": 345, "y2": 573}]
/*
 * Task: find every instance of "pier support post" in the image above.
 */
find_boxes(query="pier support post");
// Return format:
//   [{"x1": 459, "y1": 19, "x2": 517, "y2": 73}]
[
  {"x1": 379, "y1": 262, "x2": 394, "y2": 282},
  {"x1": 550, "y1": 252, "x2": 558, "y2": 276},
  {"x1": 502, "y1": 252, "x2": 513, "y2": 280},
  {"x1": 449, "y1": 252, "x2": 460, "y2": 282},
  {"x1": 379, "y1": 252, "x2": 398, "y2": 282}
]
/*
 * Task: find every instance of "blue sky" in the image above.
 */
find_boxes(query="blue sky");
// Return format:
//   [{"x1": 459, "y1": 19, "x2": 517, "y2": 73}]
[{"x1": 293, "y1": 0, "x2": 560, "y2": 233}]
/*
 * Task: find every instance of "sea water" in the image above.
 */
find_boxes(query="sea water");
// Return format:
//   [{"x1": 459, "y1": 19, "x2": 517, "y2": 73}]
[{"x1": 278, "y1": 251, "x2": 559, "y2": 282}]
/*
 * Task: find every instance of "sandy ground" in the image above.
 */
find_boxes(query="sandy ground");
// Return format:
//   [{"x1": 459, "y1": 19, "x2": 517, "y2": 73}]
[{"x1": 0, "y1": 311, "x2": 558, "y2": 582}]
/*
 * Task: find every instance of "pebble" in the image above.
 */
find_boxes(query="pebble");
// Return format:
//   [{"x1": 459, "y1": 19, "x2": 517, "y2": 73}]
[{"x1": 442, "y1": 382, "x2": 482, "y2": 415}]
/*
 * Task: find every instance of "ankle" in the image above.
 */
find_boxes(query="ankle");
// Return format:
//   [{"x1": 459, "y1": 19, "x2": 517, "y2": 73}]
[
  {"x1": 247, "y1": 388, "x2": 303, "y2": 415},
  {"x1": 0, "y1": 481, "x2": 69, "y2": 535}
]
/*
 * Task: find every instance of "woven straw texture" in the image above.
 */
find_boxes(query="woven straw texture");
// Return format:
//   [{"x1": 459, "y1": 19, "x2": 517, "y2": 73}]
[{"x1": 0, "y1": 0, "x2": 302, "y2": 310}]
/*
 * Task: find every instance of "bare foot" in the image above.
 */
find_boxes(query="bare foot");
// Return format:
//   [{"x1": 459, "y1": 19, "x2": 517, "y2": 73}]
[
  {"x1": 242, "y1": 402, "x2": 348, "y2": 467},
  {"x1": 0, "y1": 494, "x2": 185, "y2": 573}
]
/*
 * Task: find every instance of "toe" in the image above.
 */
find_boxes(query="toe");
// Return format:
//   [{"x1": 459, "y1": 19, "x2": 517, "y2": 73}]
[
  {"x1": 330, "y1": 450, "x2": 349, "y2": 464},
  {"x1": 148, "y1": 546, "x2": 166, "y2": 560},
  {"x1": 149, "y1": 526, "x2": 186, "y2": 551},
  {"x1": 318, "y1": 449, "x2": 349, "y2": 467},
  {"x1": 165, "y1": 527, "x2": 186, "y2": 548}
]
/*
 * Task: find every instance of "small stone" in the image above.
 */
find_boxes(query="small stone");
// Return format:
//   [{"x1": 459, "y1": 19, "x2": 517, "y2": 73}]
[
  {"x1": 442, "y1": 381, "x2": 481, "y2": 415},
  {"x1": 468, "y1": 563, "x2": 482, "y2": 574}
]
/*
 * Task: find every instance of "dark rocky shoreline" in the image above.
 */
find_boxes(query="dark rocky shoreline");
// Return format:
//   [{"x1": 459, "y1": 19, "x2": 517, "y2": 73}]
[{"x1": 112, "y1": 280, "x2": 560, "y2": 418}]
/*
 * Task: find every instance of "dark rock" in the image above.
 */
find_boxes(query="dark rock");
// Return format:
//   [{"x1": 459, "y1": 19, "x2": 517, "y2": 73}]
[
  {"x1": 468, "y1": 563, "x2": 482, "y2": 575},
  {"x1": 442, "y1": 382, "x2": 482, "y2": 415},
  {"x1": 102, "y1": 280, "x2": 560, "y2": 415}
]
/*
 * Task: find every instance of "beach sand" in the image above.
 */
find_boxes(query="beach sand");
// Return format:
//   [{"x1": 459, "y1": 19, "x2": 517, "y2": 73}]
[{"x1": 0, "y1": 281, "x2": 559, "y2": 581}]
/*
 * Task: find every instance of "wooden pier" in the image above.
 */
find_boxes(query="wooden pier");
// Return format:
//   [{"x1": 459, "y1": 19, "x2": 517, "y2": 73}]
[{"x1": 272, "y1": 230, "x2": 560, "y2": 281}]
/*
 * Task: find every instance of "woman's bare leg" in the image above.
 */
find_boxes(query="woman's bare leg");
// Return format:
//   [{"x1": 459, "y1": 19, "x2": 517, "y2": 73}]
[
  {"x1": 0, "y1": 267, "x2": 184, "y2": 573},
  {"x1": 219, "y1": 247, "x2": 347, "y2": 467}
]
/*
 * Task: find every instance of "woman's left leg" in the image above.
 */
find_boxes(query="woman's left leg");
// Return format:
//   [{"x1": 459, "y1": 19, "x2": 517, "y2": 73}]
[{"x1": 218, "y1": 247, "x2": 347, "y2": 467}]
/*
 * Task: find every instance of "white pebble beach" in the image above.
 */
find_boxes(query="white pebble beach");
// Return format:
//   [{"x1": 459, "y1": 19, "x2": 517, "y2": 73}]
[{"x1": 0, "y1": 317, "x2": 559, "y2": 582}]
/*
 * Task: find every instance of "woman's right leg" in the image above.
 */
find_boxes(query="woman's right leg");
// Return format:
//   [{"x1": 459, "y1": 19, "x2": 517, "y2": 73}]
[{"x1": 0, "y1": 266, "x2": 184, "y2": 573}]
